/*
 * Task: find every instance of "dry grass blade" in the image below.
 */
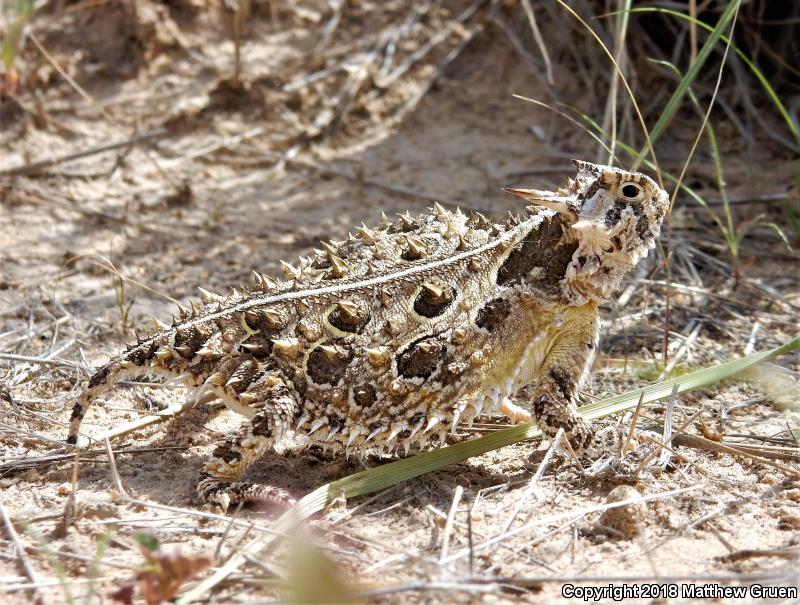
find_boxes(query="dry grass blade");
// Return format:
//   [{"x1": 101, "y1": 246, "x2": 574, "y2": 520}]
[
  {"x1": 554, "y1": 0, "x2": 660, "y2": 180},
  {"x1": 439, "y1": 485, "x2": 464, "y2": 562},
  {"x1": 512, "y1": 95, "x2": 617, "y2": 161},
  {"x1": 672, "y1": 434, "x2": 800, "y2": 471},
  {"x1": 520, "y1": 0, "x2": 553, "y2": 85},
  {"x1": 177, "y1": 336, "x2": 800, "y2": 603},
  {"x1": 27, "y1": 31, "x2": 114, "y2": 123},
  {"x1": 0, "y1": 129, "x2": 168, "y2": 177},
  {"x1": 600, "y1": 0, "x2": 632, "y2": 164},
  {"x1": 0, "y1": 499, "x2": 46, "y2": 605}
]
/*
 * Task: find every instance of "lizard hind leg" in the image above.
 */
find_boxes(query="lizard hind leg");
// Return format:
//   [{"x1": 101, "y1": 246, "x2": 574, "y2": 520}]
[{"x1": 197, "y1": 379, "x2": 300, "y2": 511}]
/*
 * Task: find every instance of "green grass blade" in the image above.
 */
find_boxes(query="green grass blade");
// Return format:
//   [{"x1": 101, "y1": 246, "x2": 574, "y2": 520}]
[
  {"x1": 648, "y1": 58, "x2": 737, "y2": 257},
  {"x1": 628, "y1": 6, "x2": 800, "y2": 147},
  {"x1": 602, "y1": 0, "x2": 633, "y2": 163},
  {"x1": 581, "y1": 334, "x2": 799, "y2": 417},
  {"x1": 178, "y1": 335, "x2": 799, "y2": 603},
  {"x1": 1, "y1": 0, "x2": 34, "y2": 71},
  {"x1": 632, "y1": 0, "x2": 741, "y2": 168}
]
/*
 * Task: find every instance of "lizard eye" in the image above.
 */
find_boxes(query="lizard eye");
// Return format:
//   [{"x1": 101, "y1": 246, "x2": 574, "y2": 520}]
[{"x1": 620, "y1": 182, "x2": 643, "y2": 200}]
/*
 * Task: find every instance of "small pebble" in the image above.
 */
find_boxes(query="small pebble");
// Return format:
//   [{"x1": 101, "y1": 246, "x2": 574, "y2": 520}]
[
  {"x1": 777, "y1": 513, "x2": 800, "y2": 529},
  {"x1": 599, "y1": 485, "x2": 645, "y2": 539},
  {"x1": 79, "y1": 502, "x2": 118, "y2": 520},
  {"x1": 759, "y1": 472, "x2": 780, "y2": 486}
]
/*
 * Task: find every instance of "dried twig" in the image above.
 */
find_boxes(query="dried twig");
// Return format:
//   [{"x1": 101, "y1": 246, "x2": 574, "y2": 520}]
[
  {"x1": 439, "y1": 485, "x2": 464, "y2": 562},
  {"x1": 0, "y1": 352, "x2": 85, "y2": 371},
  {"x1": 520, "y1": 0, "x2": 554, "y2": 85},
  {"x1": 27, "y1": 31, "x2": 114, "y2": 123},
  {"x1": 0, "y1": 129, "x2": 168, "y2": 177},
  {"x1": 720, "y1": 547, "x2": 800, "y2": 563},
  {"x1": 0, "y1": 499, "x2": 46, "y2": 605},
  {"x1": 672, "y1": 433, "x2": 800, "y2": 469},
  {"x1": 0, "y1": 445, "x2": 193, "y2": 476},
  {"x1": 160, "y1": 127, "x2": 264, "y2": 169},
  {"x1": 492, "y1": 429, "x2": 564, "y2": 550}
]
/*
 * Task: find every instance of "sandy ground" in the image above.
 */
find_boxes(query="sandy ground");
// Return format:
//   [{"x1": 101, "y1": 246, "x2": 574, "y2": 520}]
[{"x1": 1, "y1": 2, "x2": 799, "y2": 603}]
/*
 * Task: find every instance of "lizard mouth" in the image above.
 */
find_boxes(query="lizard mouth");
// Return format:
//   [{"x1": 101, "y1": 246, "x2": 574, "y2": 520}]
[
  {"x1": 502, "y1": 187, "x2": 578, "y2": 217},
  {"x1": 571, "y1": 219, "x2": 612, "y2": 247}
]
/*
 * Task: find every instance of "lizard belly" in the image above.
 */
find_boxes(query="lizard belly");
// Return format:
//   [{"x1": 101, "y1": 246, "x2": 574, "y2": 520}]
[{"x1": 473, "y1": 301, "x2": 560, "y2": 414}]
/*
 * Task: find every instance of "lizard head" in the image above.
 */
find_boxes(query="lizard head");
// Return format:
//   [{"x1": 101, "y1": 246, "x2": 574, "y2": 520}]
[
  {"x1": 505, "y1": 159, "x2": 669, "y2": 257},
  {"x1": 504, "y1": 160, "x2": 670, "y2": 300}
]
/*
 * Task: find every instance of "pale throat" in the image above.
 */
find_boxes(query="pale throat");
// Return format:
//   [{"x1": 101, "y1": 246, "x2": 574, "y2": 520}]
[{"x1": 564, "y1": 233, "x2": 635, "y2": 303}]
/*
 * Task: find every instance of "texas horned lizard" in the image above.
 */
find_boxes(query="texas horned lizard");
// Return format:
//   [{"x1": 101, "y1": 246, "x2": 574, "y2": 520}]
[{"x1": 67, "y1": 160, "x2": 669, "y2": 509}]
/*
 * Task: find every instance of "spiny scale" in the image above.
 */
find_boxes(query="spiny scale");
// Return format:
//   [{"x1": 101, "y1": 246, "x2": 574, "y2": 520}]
[{"x1": 67, "y1": 161, "x2": 670, "y2": 509}]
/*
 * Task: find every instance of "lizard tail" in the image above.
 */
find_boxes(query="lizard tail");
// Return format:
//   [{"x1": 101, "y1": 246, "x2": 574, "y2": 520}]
[
  {"x1": 66, "y1": 363, "x2": 116, "y2": 445},
  {"x1": 66, "y1": 326, "x2": 202, "y2": 445}
]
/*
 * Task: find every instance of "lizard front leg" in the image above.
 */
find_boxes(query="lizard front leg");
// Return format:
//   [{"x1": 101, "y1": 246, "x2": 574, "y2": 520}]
[
  {"x1": 531, "y1": 303, "x2": 600, "y2": 455},
  {"x1": 197, "y1": 376, "x2": 299, "y2": 511}
]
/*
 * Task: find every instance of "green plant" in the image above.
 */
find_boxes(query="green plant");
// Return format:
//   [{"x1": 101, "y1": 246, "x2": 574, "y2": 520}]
[
  {"x1": 628, "y1": 7, "x2": 800, "y2": 149},
  {"x1": 1, "y1": 0, "x2": 34, "y2": 78},
  {"x1": 110, "y1": 533, "x2": 211, "y2": 605},
  {"x1": 19, "y1": 518, "x2": 75, "y2": 605},
  {"x1": 112, "y1": 272, "x2": 135, "y2": 332}
]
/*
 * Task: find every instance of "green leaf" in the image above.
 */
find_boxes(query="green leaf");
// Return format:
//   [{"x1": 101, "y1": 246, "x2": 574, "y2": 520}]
[
  {"x1": 132, "y1": 532, "x2": 161, "y2": 552},
  {"x1": 1, "y1": 0, "x2": 34, "y2": 71}
]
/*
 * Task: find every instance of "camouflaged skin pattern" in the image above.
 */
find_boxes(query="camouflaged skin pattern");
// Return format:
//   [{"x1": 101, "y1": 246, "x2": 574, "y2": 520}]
[{"x1": 67, "y1": 160, "x2": 670, "y2": 509}]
